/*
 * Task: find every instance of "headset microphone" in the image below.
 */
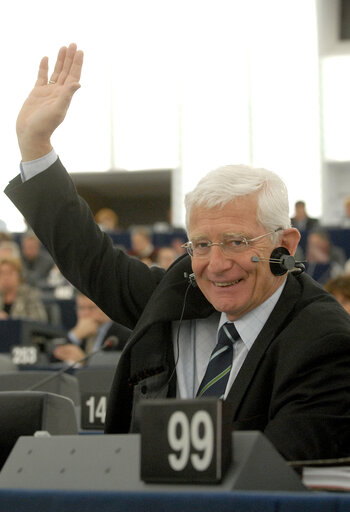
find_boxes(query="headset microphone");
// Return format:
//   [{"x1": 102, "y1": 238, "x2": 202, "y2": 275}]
[
  {"x1": 251, "y1": 247, "x2": 306, "y2": 276},
  {"x1": 184, "y1": 272, "x2": 197, "y2": 287}
]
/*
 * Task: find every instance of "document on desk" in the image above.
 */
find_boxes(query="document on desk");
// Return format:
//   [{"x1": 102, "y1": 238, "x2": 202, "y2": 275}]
[{"x1": 302, "y1": 466, "x2": 350, "y2": 491}]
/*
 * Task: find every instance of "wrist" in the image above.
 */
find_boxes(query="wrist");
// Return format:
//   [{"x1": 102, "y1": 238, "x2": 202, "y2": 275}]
[
  {"x1": 70, "y1": 328, "x2": 84, "y2": 342},
  {"x1": 18, "y1": 134, "x2": 53, "y2": 162}
]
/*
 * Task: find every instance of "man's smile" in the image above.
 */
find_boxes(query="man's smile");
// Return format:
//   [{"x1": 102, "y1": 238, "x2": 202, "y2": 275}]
[{"x1": 213, "y1": 279, "x2": 243, "y2": 287}]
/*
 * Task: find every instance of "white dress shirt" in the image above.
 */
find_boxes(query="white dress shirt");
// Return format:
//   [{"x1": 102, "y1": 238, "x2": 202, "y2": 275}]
[{"x1": 174, "y1": 281, "x2": 286, "y2": 399}]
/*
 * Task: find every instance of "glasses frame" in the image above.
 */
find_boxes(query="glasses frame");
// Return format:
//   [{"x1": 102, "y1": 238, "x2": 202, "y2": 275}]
[{"x1": 182, "y1": 228, "x2": 283, "y2": 258}]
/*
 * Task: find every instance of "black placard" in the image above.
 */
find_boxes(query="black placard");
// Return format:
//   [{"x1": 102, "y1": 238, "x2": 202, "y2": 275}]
[
  {"x1": 140, "y1": 398, "x2": 232, "y2": 484},
  {"x1": 81, "y1": 392, "x2": 108, "y2": 430}
]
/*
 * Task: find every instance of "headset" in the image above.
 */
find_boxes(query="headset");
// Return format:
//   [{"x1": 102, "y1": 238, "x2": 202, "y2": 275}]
[{"x1": 251, "y1": 247, "x2": 306, "y2": 276}]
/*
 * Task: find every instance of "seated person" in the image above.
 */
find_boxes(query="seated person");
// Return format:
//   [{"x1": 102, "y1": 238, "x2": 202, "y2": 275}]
[
  {"x1": 53, "y1": 292, "x2": 130, "y2": 364},
  {"x1": 155, "y1": 246, "x2": 178, "y2": 270},
  {"x1": 324, "y1": 275, "x2": 350, "y2": 315},
  {"x1": 0, "y1": 240, "x2": 22, "y2": 260},
  {"x1": 0, "y1": 256, "x2": 48, "y2": 322},
  {"x1": 20, "y1": 231, "x2": 55, "y2": 287},
  {"x1": 305, "y1": 229, "x2": 346, "y2": 284},
  {"x1": 94, "y1": 207, "x2": 119, "y2": 233},
  {"x1": 128, "y1": 226, "x2": 158, "y2": 263}
]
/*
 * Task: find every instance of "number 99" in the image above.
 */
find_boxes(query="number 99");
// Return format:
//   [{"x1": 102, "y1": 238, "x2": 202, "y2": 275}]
[{"x1": 167, "y1": 410, "x2": 214, "y2": 472}]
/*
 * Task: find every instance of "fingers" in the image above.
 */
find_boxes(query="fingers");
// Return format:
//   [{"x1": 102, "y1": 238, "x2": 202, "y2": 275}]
[
  {"x1": 35, "y1": 56, "x2": 49, "y2": 86},
  {"x1": 48, "y1": 45, "x2": 67, "y2": 84},
  {"x1": 35, "y1": 43, "x2": 83, "y2": 88},
  {"x1": 69, "y1": 48, "x2": 84, "y2": 84},
  {"x1": 57, "y1": 43, "x2": 79, "y2": 85}
]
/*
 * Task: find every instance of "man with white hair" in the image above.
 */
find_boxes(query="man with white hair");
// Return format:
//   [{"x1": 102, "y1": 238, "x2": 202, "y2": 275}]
[{"x1": 5, "y1": 43, "x2": 350, "y2": 461}]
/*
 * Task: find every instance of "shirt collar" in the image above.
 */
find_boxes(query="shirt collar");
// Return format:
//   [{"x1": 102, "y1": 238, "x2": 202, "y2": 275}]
[{"x1": 219, "y1": 280, "x2": 286, "y2": 350}]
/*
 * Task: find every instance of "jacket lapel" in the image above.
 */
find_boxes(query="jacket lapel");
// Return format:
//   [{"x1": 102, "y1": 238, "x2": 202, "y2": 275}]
[{"x1": 226, "y1": 274, "x2": 302, "y2": 415}]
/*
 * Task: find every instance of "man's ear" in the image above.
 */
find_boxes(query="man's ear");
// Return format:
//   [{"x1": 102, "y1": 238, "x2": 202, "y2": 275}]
[{"x1": 279, "y1": 228, "x2": 301, "y2": 256}]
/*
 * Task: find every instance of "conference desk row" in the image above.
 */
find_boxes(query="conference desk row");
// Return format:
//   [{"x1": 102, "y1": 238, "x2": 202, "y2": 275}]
[
  {"x1": 0, "y1": 391, "x2": 349, "y2": 511},
  {"x1": 1, "y1": 488, "x2": 349, "y2": 512},
  {"x1": 0, "y1": 406, "x2": 349, "y2": 510},
  {"x1": 1, "y1": 428, "x2": 350, "y2": 512}
]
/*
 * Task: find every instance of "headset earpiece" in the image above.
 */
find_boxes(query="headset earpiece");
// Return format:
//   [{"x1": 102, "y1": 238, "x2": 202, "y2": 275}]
[{"x1": 269, "y1": 247, "x2": 293, "y2": 276}]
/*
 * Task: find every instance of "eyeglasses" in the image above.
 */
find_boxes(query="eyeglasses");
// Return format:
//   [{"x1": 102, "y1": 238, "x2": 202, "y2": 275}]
[{"x1": 182, "y1": 228, "x2": 283, "y2": 258}]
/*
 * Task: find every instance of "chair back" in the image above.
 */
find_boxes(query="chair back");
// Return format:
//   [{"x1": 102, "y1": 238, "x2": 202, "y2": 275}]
[{"x1": 0, "y1": 390, "x2": 78, "y2": 469}]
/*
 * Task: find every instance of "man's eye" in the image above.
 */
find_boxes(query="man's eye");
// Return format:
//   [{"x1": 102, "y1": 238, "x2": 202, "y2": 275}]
[
  {"x1": 227, "y1": 238, "x2": 245, "y2": 247},
  {"x1": 195, "y1": 241, "x2": 210, "y2": 249}
]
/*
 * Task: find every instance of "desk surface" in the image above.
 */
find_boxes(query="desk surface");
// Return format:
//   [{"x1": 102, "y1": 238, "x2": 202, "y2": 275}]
[{"x1": 0, "y1": 488, "x2": 349, "y2": 512}]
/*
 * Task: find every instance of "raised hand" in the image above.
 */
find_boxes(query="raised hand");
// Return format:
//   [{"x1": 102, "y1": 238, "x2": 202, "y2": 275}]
[{"x1": 16, "y1": 43, "x2": 84, "y2": 161}]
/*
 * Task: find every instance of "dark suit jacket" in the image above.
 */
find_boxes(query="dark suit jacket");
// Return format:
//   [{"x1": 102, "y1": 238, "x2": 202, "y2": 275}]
[{"x1": 5, "y1": 159, "x2": 350, "y2": 461}]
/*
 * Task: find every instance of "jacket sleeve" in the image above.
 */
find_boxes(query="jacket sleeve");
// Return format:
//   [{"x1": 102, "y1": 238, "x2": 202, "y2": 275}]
[{"x1": 5, "y1": 159, "x2": 165, "y2": 329}]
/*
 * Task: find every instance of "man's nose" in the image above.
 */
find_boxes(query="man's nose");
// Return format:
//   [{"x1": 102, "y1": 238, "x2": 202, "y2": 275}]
[{"x1": 207, "y1": 244, "x2": 234, "y2": 271}]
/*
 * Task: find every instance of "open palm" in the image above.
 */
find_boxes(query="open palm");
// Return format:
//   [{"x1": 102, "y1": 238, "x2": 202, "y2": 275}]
[{"x1": 16, "y1": 43, "x2": 84, "y2": 160}]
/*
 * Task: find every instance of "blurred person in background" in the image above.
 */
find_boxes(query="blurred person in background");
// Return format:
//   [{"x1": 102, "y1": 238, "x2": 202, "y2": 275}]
[
  {"x1": 171, "y1": 236, "x2": 187, "y2": 257},
  {"x1": 129, "y1": 226, "x2": 158, "y2": 263},
  {"x1": 155, "y1": 246, "x2": 178, "y2": 270},
  {"x1": 324, "y1": 275, "x2": 350, "y2": 316},
  {"x1": 94, "y1": 207, "x2": 119, "y2": 233},
  {"x1": 305, "y1": 229, "x2": 346, "y2": 285},
  {"x1": 0, "y1": 232, "x2": 13, "y2": 243},
  {"x1": 53, "y1": 292, "x2": 130, "y2": 364},
  {"x1": 0, "y1": 240, "x2": 22, "y2": 260},
  {"x1": 0, "y1": 256, "x2": 48, "y2": 322},
  {"x1": 20, "y1": 231, "x2": 54, "y2": 286},
  {"x1": 290, "y1": 200, "x2": 319, "y2": 232}
]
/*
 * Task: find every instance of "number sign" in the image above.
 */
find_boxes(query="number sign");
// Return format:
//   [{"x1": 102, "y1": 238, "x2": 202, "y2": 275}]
[
  {"x1": 11, "y1": 346, "x2": 38, "y2": 366},
  {"x1": 81, "y1": 392, "x2": 107, "y2": 430},
  {"x1": 140, "y1": 398, "x2": 232, "y2": 483}
]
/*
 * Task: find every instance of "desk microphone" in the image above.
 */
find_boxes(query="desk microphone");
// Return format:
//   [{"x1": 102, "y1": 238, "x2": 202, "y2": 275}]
[
  {"x1": 252, "y1": 247, "x2": 306, "y2": 276},
  {"x1": 27, "y1": 336, "x2": 120, "y2": 391}
]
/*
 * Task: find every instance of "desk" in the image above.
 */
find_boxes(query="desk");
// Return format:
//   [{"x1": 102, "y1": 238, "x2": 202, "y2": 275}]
[{"x1": 0, "y1": 489, "x2": 349, "y2": 512}]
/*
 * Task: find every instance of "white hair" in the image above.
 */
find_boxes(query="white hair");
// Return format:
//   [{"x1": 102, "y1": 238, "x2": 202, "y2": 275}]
[{"x1": 184, "y1": 164, "x2": 291, "y2": 240}]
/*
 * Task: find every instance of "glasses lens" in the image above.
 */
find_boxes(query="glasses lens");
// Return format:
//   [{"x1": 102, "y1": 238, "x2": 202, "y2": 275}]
[
  {"x1": 223, "y1": 237, "x2": 247, "y2": 255},
  {"x1": 193, "y1": 241, "x2": 211, "y2": 256}
]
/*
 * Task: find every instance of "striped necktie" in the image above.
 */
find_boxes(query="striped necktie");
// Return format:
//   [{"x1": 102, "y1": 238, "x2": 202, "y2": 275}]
[{"x1": 197, "y1": 322, "x2": 240, "y2": 398}]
